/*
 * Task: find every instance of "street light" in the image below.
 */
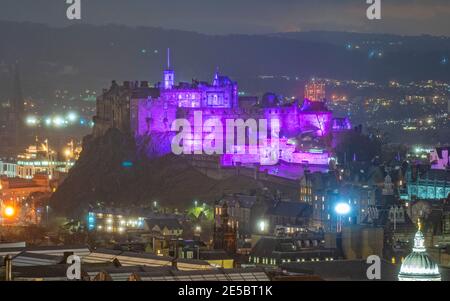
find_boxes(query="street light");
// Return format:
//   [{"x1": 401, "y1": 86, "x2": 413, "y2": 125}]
[
  {"x1": 46, "y1": 205, "x2": 50, "y2": 225},
  {"x1": 335, "y1": 203, "x2": 351, "y2": 215},
  {"x1": 335, "y1": 202, "x2": 351, "y2": 233},
  {"x1": 258, "y1": 220, "x2": 267, "y2": 233},
  {"x1": 4, "y1": 206, "x2": 15, "y2": 218}
]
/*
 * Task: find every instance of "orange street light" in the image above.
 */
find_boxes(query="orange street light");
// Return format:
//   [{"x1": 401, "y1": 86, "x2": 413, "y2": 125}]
[{"x1": 4, "y1": 206, "x2": 15, "y2": 218}]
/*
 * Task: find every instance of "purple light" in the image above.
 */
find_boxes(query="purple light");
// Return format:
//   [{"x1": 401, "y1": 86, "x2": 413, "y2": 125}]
[{"x1": 129, "y1": 67, "x2": 349, "y2": 168}]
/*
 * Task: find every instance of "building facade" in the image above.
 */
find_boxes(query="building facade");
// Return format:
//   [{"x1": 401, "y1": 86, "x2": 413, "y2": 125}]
[{"x1": 405, "y1": 167, "x2": 450, "y2": 201}]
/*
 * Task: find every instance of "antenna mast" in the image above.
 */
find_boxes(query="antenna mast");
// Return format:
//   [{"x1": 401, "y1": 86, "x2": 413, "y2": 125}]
[{"x1": 167, "y1": 48, "x2": 171, "y2": 69}]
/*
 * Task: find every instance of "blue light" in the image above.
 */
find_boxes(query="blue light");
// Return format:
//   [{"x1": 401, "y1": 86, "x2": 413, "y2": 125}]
[
  {"x1": 335, "y1": 203, "x2": 351, "y2": 215},
  {"x1": 122, "y1": 161, "x2": 133, "y2": 168},
  {"x1": 87, "y1": 212, "x2": 96, "y2": 231}
]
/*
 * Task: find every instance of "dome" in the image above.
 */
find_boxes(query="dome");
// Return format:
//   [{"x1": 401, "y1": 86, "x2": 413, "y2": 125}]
[{"x1": 398, "y1": 229, "x2": 441, "y2": 281}]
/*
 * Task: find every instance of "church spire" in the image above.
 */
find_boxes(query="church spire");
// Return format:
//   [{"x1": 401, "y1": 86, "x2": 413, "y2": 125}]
[
  {"x1": 163, "y1": 48, "x2": 174, "y2": 89},
  {"x1": 167, "y1": 48, "x2": 171, "y2": 70}
]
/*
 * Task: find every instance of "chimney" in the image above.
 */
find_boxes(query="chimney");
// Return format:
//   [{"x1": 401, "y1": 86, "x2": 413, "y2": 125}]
[
  {"x1": 60, "y1": 251, "x2": 74, "y2": 264},
  {"x1": 4, "y1": 255, "x2": 12, "y2": 281},
  {"x1": 172, "y1": 239, "x2": 179, "y2": 269},
  {"x1": 171, "y1": 259, "x2": 178, "y2": 270}
]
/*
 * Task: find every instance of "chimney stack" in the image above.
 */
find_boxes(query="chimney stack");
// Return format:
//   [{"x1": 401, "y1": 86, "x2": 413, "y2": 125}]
[{"x1": 4, "y1": 255, "x2": 12, "y2": 281}]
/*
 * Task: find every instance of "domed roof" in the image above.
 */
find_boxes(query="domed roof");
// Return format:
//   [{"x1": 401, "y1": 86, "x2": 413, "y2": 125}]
[{"x1": 398, "y1": 228, "x2": 441, "y2": 281}]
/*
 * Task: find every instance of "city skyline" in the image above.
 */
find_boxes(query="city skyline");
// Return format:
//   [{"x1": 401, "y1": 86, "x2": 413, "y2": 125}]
[{"x1": 1, "y1": 0, "x2": 449, "y2": 284}]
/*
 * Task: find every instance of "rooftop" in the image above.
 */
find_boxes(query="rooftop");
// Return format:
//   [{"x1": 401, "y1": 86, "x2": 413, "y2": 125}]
[{"x1": 266, "y1": 201, "x2": 312, "y2": 218}]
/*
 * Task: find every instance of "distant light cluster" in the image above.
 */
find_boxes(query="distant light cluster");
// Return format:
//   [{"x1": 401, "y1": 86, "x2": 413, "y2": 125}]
[{"x1": 25, "y1": 111, "x2": 93, "y2": 128}]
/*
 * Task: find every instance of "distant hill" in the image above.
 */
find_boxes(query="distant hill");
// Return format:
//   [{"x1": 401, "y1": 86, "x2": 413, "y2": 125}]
[
  {"x1": 1, "y1": 21, "x2": 449, "y2": 98},
  {"x1": 273, "y1": 31, "x2": 450, "y2": 51}
]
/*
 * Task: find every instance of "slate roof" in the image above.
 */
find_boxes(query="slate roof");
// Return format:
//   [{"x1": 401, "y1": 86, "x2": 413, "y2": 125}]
[
  {"x1": 251, "y1": 236, "x2": 336, "y2": 259},
  {"x1": 12, "y1": 251, "x2": 63, "y2": 267},
  {"x1": 220, "y1": 194, "x2": 257, "y2": 208},
  {"x1": 199, "y1": 250, "x2": 233, "y2": 261},
  {"x1": 145, "y1": 218, "x2": 182, "y2": 231},
  {"x1": 0, "y1": 245, "x2": 91, "y2": 257},
  {"x1": 3, "y1": 262, "x2": 262, "y2": 281},
  {"x1": 7, "y1": 264, "x2": 72, "y2": 280},
  {"x1": 281, "y1": 259, "x2": 399, "y2": 281},
  {"x1": 83, "y1": 248, "x2": 211, "y2": 269},
  {"x1": 417, "y1": 169, "x2": 450, "y2": 182},
  {"x1": 361, "y1": 207, "x2": 415, "y2": 228},
  {"x1": 265, "y1": 201, "x2": 311, "y2": 218},
  {"x1": 134, "y1": 267, "x2": 269, "y2": 281}
]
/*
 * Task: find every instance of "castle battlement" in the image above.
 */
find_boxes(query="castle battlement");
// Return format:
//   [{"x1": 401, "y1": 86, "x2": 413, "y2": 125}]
[{"x1": 93, "y1": 54, "x2": 350, "y2": 167}]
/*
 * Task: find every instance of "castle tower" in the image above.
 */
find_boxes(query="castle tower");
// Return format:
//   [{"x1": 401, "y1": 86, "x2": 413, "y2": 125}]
[{"x1": 163, "y1": 48, "x2": 174, "y2": 89}]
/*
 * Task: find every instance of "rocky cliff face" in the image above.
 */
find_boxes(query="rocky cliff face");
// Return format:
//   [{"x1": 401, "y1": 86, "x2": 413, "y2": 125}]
[{"x1": 50, "y1": 129, "x2": 270, "y2": 217}]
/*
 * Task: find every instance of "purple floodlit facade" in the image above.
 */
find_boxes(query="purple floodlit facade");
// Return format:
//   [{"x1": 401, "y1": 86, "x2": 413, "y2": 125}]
[{"x1": 94, "y1": 56, "x2": 351, "y2": 166}]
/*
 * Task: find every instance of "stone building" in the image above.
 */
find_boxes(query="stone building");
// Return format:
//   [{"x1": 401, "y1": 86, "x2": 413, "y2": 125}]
[
  {"x1": 92, "y1": 54, "x2": 351, "y2": 167},
  {"x1": 404, "y1": 165, "x2": 450, "y2": 201}
]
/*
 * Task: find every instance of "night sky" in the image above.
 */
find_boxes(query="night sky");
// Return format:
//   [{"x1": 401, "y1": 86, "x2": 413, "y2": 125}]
[{"x1": 1, "y1": 0, "x2": 450, "y2": 36}]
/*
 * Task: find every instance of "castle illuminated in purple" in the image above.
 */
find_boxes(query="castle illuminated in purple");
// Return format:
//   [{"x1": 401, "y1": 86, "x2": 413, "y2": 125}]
[{"x1": 94, "y1": 50, "x2": 351, "y2": 167}]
